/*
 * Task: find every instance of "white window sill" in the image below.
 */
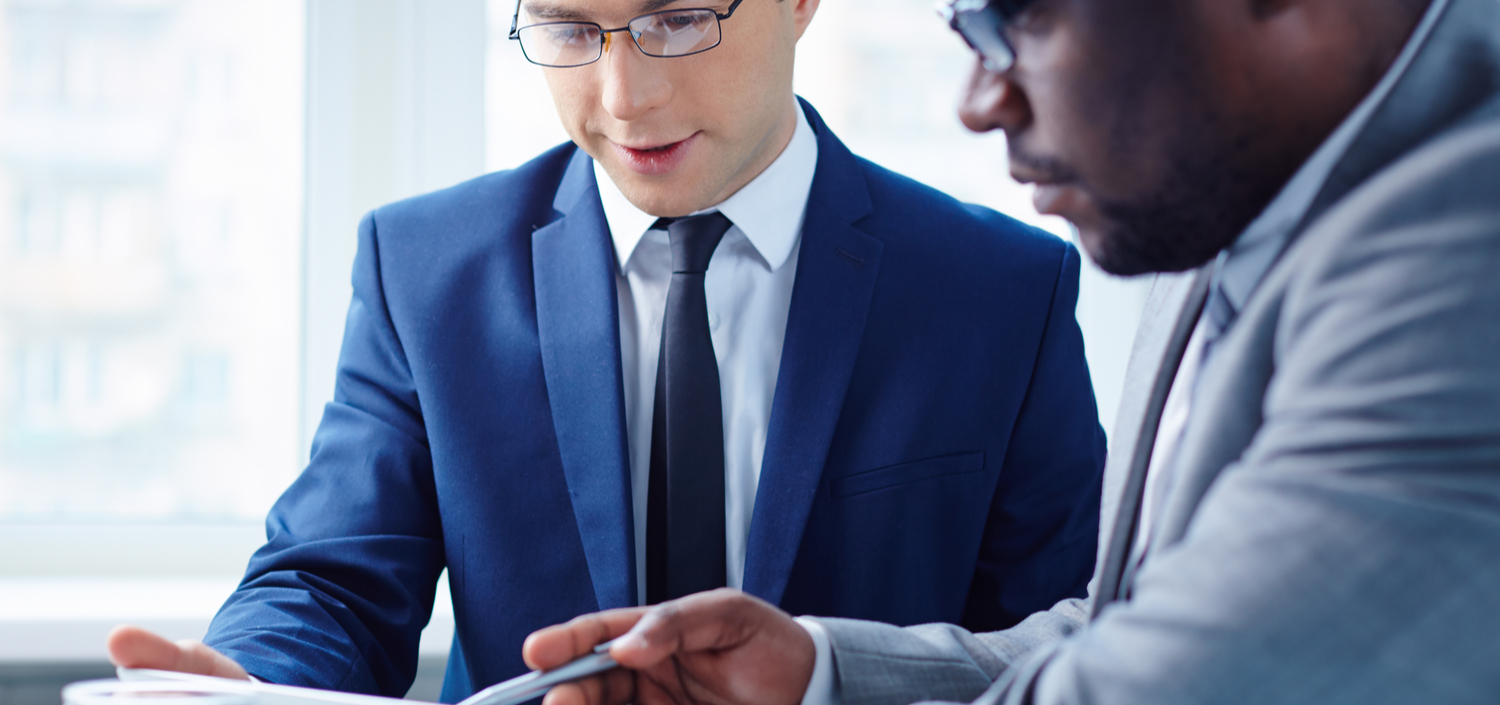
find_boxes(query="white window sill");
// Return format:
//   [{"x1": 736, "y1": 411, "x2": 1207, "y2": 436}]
[{"x1": 0, "y1": 578, "x2": 454, "y2": 664}]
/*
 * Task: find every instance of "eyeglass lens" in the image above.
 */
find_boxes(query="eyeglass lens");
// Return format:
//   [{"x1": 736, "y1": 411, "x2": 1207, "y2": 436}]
[
  {"x1": 517, "y1": 9, "x2": 723, "y2": 67},
  {"x1": 954, "y1": 7, "x2": 1015, "y2": 72},
  {"x1": 517, "y1": 24, "x2": 604, "y2": 67},
  {"x1": 634, "y1": 10, "x2": 721, "y2": 56}
]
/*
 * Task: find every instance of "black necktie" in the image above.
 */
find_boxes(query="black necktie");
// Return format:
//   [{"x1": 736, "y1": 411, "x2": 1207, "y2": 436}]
[{"x1": 645, "y1": 212, "x2": 732, "y2": 604}]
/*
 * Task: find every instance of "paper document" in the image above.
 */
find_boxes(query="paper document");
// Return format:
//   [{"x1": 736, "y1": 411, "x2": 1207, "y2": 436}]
[{"x1": 65, "y1": 641, "x2": 618, "y2": 705}]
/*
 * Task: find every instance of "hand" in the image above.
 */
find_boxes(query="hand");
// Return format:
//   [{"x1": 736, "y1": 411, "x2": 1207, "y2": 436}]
[
  {"x1": 106, "y1": 624, "x2": 251, "y2": 681},
  {"x1": 523, "y1": 588, "x2": 816, "y2": 705}
]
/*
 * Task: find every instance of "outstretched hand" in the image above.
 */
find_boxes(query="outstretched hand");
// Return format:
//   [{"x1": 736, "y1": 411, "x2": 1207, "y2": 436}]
[
  {"x1": 106, "y1": 625, "x2": 251, "y2": 681},
  {"x1": 522, "y1": 589, "x2": 816, "y2": 705}
]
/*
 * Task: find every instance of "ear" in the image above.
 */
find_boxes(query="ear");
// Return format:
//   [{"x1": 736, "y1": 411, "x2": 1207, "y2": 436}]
[{"x1": 790, "y1": 0, "x2": 820, "y2": 41}]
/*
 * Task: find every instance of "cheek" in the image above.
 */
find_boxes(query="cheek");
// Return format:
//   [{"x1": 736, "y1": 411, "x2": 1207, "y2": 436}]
[
  {"x1": 1030, "y1": 61, "x2": 1160, "y2": 199},
  {"x1": 701, "y1": 21, "x2": 794, "y2": 125},
  {"x1": 1008, "y1": 24, "x2": 1101, "y2": 158},
  {"x1": 540, "y1": 70, "x2": 598, "y2": 140}
]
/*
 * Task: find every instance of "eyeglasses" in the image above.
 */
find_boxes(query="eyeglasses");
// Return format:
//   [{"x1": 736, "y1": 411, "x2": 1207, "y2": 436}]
[
  {"x1": 509, "y1": 0, "x2": 747, "y2": 68},
  {"x1": 936, "y1": 0, "x2": 1039, "y2": 74}
]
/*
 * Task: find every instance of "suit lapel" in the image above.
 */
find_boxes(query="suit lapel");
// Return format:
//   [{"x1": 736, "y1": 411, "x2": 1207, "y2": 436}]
[
  {"x1": 741, "y1": 103, "x2": 881, "y2": 605},
  {"x1": 1090, "y1": 267, "x2": 1210, "y2": 619},
  {"x1": 532, "y1": 149, "x2": 636, "y2": 610},
  {"x1": 1146, "y1": 244, "x2": 1287, "y2": 556}
]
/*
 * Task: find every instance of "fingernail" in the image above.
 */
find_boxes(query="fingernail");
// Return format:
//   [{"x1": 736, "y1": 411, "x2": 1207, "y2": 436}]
[{"x1": 618, "y1": 632, "x2": 648, "y2": 651}]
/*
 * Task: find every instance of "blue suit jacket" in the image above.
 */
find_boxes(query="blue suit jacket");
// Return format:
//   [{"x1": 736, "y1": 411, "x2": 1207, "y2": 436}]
[{"x1": 204, "y1": 102, "x2": 1106, "y2": 701}]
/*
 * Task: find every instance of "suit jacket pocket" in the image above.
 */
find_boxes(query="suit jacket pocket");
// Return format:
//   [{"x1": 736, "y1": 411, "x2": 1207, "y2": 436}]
[{"x1": 831, "y1": 451, "x2": 986, "y2": 499}]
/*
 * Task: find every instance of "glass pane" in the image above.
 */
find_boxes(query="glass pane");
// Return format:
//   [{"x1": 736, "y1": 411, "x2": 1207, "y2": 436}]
[{"x1": 0, "y1": 0, "x2": 306, "y2": 523}]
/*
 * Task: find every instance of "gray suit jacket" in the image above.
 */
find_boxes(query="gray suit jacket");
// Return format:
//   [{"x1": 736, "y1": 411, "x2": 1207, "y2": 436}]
[{"x1": 814, "y1": 0, "x2": 1500, "y2": 702}]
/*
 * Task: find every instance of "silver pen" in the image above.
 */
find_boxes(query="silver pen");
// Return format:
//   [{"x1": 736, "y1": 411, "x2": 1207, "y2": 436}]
[{"x1": 458, "y1": 639, "x2": 621, "y2": 705}]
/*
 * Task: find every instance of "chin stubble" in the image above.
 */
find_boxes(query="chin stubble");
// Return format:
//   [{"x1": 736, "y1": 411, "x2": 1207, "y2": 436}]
[{"x1": 1087, "y1": 114, "x2": 1295, "y2": 277}]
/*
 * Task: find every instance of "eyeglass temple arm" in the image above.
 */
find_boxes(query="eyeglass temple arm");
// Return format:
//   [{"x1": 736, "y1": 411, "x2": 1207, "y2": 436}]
[{"x1": 716, "y1": 0, "x2": 746, "y2": 20}]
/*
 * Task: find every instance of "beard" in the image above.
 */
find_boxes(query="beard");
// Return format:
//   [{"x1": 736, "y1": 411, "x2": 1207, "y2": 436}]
[
  {"x1": 1059, "y1": 6, "x2": 1312, "y2": 278},
  {"x1": 1081, "y1": 104, "x2": 1304, "y2": 277}
]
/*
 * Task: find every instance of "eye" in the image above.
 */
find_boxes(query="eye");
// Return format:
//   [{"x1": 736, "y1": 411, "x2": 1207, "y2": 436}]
[
  {"x1": 545, "y1": 24, "x2": 599, "y2": 45},
  {"x1": 658, "y1": 11, "x2": 709, "y2": 31}
]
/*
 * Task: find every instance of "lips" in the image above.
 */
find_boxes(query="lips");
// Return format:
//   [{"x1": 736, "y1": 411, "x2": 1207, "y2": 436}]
[
  {"x1": 1013, "y1": 168, "x2": 1077, "y2": 216},
  {"x1": 613, "y1": 133, "x2": 700, "y2": 176},
  {"x1": 1031, "y1": 182, "x2": 1078, "y2": 217}
]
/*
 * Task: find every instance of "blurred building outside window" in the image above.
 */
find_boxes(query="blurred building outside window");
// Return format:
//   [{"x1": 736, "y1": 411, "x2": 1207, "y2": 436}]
[
  {"x1": 0, "y1": 1, "x2": 483, "y2": 672},
  {"x1": 0, "y1": 0, "x2": 305, "y2": 528}
]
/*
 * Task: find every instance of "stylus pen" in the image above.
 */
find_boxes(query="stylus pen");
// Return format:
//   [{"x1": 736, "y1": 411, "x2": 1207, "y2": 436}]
[{"x1": 458, "y1": 639, "x2": 621, "y2": 705}]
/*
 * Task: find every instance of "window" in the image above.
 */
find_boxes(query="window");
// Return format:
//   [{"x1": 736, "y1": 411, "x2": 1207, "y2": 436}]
[{"x1": 0, "y1": 0, "x2": 304, "y2": 527}]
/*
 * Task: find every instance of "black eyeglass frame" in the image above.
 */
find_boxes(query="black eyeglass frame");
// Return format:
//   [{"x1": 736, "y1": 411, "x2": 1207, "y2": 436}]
[
  {"x1": 509, "y1": 0, "x2": 748, "y2": 67},
  {"x1": 936, "y1": 0, "x2": 1039, "y2": 74}
]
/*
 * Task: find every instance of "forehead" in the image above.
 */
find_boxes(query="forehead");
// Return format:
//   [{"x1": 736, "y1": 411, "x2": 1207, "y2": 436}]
[{"x1": 519, "y1": 0, "x2": 691, "y2": 21}]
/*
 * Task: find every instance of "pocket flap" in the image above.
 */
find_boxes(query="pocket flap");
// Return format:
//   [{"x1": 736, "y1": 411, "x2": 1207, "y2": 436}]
[{"x1": 830, "y1": 451, "x2": 986, "y2": 498}]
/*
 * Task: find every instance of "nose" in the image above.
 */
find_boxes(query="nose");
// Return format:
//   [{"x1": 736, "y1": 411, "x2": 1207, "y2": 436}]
[
  {"x1": 600, "y1": 31, "x2": 672, "y2": 122},
  {"x1": 958, "y1": 57, "x2": 1030, "y2": 134}
]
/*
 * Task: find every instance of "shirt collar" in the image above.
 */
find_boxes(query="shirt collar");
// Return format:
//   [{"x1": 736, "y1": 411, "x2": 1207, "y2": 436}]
[
  {"x1": 1217, "y1": 0, "x2": 1449, "y2": 312},
  {"x1": 595, "y1": 101, "x2": 818, "y2": 273}
]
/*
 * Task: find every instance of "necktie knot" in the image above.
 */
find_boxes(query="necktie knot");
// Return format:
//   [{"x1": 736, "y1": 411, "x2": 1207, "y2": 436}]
[{"x1": 655, "y1": 212, "x2": 732, "y2": 274}]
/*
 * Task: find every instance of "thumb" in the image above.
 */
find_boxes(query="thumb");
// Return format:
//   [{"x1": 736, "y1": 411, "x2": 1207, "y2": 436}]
[
  {"x1": 107, "y1": 625, "x2": 251, "y2": 681},
  {"x1": 610, "y1": 589, "x2": 786, "y2": 667}
]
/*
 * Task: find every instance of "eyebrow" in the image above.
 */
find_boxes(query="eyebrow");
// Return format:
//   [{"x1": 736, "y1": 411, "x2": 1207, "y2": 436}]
[
  {"x1": 637, "y1": 0, "x2": 689, "y2": 13},
  {"x1": 519, "y1": 2, "x2": 590, "y2": 21},
  {"x1": 521, "y1": 0, "x2": 691, "y2": 22}
]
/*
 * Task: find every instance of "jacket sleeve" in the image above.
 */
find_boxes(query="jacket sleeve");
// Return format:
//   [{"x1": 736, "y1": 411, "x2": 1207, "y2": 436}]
[
  {"x1": 203, "y1": 211, "x2": 445, "y2": 696},
  {"x1": 812, "y1": 599, "x2": 1090, "y2": 705}
]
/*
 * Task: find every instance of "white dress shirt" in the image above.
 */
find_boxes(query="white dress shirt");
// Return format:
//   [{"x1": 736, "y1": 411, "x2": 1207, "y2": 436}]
[{"x1": 594, "y1": 102, "x2": 818, "y2": 605}]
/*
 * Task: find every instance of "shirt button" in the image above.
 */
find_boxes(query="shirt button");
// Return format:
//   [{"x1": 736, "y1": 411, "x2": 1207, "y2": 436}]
[{"x1": 708, "y1": 312, "x2": 720, "y2": 329}]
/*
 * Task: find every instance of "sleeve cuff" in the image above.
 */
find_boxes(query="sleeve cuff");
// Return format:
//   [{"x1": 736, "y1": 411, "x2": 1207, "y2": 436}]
[{"x1": 794, "y1": 617, "x2": 841, "y2": 705}]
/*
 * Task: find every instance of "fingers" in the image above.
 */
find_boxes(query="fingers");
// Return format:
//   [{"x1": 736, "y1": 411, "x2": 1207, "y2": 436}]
[
  {"x1": 613, "y1": 589, "x2": 787, "y2": 666},
  {"x1": 525, "y1": 590, "x2": 804, "y2": 705},
  {"x1": 107, "y1": 625, "x2": 185, "y2": 670},
  {"x1": 106, "y1": 625, "x2": 250, "y2": 681},
  {"x1": 175, "y1": 639, "x2": 252, "y2": 680},
  {"x1": 524, "y1": 607, "x2": 650, "y2": 671},
  {"x1": 539, "y1": 667, "x2": 637, "y2": 705}
]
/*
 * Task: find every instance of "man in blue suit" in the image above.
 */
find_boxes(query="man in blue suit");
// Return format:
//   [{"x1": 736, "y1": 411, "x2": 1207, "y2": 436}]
[{"x1": 106, "y1": 0, "x2": 1105, "y2": 699}]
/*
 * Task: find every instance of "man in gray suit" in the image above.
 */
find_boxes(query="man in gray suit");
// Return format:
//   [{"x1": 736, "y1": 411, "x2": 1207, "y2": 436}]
[{"x1": 520, "y1": 0, "x2": 1500, "y2": 702}]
